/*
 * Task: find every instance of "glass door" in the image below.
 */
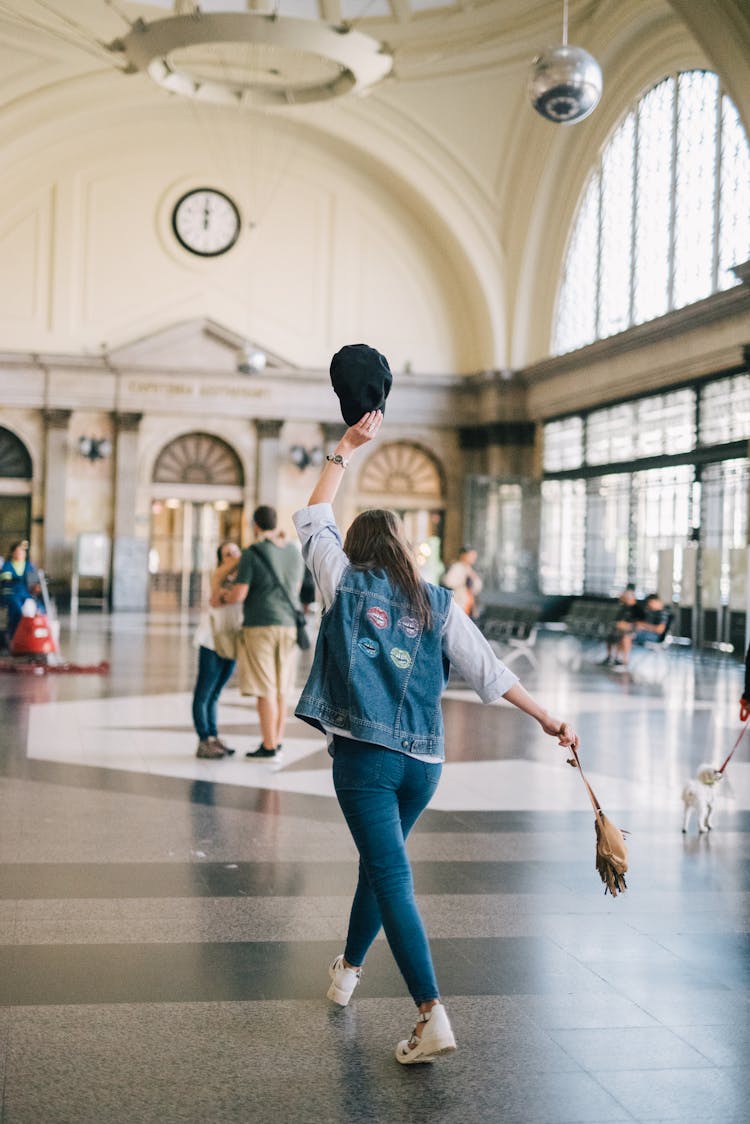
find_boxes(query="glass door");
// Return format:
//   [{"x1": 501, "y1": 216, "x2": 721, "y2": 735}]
[{"x1": 149, "y1": 500, "x2": 243, "y2": 611}]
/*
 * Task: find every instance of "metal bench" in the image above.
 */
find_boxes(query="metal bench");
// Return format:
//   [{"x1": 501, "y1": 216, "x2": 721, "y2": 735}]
[{"x1": 479, "y1": 607, "x2": 540, "y2": 669}]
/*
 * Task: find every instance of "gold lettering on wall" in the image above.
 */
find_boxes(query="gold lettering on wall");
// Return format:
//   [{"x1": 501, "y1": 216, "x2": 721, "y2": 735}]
[
  {"x1": 199, "y1": 385, "x2": 268, "y2": 398},
  {"x1": 128, "y1": 381, "x2": 193, "y2": 396},
  {"x1": 125, "y1": 381, "x2": 268, "y2": 399}
]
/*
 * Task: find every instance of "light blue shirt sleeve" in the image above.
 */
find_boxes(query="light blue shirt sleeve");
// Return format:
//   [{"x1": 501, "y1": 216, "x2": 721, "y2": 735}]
[
  {"x1": 293, "y1": 503, "x2": 348, "y2": 610},
  {"x1": 441, "y1": 601, "x2": 519, "y2": 703}
]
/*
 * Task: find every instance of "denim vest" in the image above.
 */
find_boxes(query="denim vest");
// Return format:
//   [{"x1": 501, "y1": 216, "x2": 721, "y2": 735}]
[{"x1": 295, "y1": 566, "x2": 454, "y2": 759}]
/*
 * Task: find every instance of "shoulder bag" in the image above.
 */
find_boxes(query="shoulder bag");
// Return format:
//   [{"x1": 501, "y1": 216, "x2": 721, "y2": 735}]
[
  {"x1": 209, "y1": 601, "x2": 243, "y2": 661},
  {"x1": 250, "y1": 545, "x2": 311, "y2": 650},
  {"x1": 567, "y1": 744, "x2": 629, "y2": 897}
]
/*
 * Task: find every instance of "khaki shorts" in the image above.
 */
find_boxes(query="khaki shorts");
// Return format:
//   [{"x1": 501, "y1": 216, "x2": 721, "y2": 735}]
[{"x1": 237, "y1": 626, "x2": 299, "y2": 697}]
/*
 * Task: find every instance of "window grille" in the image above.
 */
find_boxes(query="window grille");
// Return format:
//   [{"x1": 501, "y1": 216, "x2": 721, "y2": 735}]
[
  {"x1": 554, "y1": 71, "x2": 750, "y2": 354},
  {"x1": 541, "y1": 415, "x2": 584, "y2": 472}
]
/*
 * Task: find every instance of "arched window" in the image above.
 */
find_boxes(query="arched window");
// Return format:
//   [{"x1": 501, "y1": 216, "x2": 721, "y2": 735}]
[
  {"x1": 152, "y1": 432, "x2": 244, "y2": 486},
  {"x1": 553, "y1": 70, "x2": 750, "y2": 355},
  {"x1": 359, "y1": 443, "x2": 444, "y2": 506},
  {"x1": 0, "y1": 427, "x2": 32, "y2": 479}
]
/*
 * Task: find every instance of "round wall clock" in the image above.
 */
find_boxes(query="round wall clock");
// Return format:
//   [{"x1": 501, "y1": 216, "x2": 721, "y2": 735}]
[{"x1": 171, "y1": 187, "x2": 241, "y2": 257}]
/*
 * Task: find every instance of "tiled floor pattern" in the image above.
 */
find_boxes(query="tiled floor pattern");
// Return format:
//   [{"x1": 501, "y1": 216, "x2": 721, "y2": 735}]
[{"x1": 0, "y1": 615, "x2": 748, "y2": 1123}]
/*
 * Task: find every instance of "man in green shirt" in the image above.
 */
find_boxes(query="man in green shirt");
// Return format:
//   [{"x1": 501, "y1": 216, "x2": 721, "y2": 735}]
[{"x1": 219, "y1": 506, "x2": 304, "y2": 760}]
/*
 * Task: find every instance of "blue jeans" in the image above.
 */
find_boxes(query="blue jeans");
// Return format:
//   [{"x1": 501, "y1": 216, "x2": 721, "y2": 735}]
[
  {"x1": 332, "y1": 736, "x2": 442, "y2": 1005},
  {"x1": 192, "y1": 646, "x2": 235, "y2": 740}
]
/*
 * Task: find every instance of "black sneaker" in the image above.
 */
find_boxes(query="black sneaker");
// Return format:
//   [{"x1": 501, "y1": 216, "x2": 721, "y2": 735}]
[{"x1": 245, "y1": 743, "x2": 278, "y2": 759}]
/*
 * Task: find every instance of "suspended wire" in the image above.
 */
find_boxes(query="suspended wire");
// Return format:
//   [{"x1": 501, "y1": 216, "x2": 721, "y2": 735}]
[
  {"x1": 0, "y1": 0, "x2": 129, "y2": 70},
  {"x1": 26, "y1": 0, "x2": 106, "y2": 38},
  {"x1": 344, "y1": 0, "x2": 385, "y2": 28},
  {"x1": 102, "y1": 0, "x2": 135, "y2": 31},
  {"x1": 179, "y1": 31, "x2": 303, "y2": 348}
]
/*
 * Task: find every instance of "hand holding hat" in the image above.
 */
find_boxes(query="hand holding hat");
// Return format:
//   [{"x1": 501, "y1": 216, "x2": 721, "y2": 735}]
[
  {"x1": 344, "y1": 410, "x2": 383, "y2": 450},
  {"x1": 330, "y1": 343, "x2": 392, "y2": 426}
]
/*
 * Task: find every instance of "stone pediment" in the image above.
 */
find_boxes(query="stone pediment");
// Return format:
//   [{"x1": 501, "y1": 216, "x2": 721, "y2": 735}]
[{"x1": 108, "y1": 319, "x2": 290, "y2": 373}]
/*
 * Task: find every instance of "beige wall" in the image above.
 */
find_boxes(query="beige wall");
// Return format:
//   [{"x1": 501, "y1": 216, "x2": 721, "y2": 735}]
[
  {"x1": 0, "y1": 102, "x2": 484, "y2": 374},
  {"x1": 3, "y1": 1, "x2": 746, "y2": 377}
]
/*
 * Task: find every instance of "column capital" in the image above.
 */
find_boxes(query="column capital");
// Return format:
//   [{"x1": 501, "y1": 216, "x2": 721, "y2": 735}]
[
  {"x1": 112, "y1": 411, "x2": 143, "y2": 433},
  {"x1": 255, "y1": 419, "x2": 284, "y2": 440},
  {"x1": 321, "y1": 422, "x2": 347, "y2": 444},
  {"x1": 42, "y1": 408, "x2": 72, "y2": 429}
]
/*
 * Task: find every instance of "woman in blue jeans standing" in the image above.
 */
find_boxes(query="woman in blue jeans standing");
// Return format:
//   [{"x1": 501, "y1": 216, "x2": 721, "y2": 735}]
[
  {"x1": 191, "y1": 541, "x2": 242, "y2": 759},
  {"x1": 293, "y1": 411, "x2": 579, "y2": 1064}
]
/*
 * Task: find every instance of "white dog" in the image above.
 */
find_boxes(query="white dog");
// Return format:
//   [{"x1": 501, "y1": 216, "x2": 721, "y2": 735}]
[{"x1": 681, "y1": 763, "x2": 724, "y2": 834}]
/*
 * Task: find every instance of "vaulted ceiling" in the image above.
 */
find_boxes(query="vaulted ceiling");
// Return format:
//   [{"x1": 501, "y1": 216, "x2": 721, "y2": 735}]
[{"x1": 0, "y1": 0, "x2": 747, "y2": 371}]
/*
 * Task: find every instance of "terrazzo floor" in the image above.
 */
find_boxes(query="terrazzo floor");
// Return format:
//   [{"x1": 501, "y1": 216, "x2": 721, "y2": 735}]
[{"x1": 0, "y1": 613, "x2": 748, "y2": 1123}]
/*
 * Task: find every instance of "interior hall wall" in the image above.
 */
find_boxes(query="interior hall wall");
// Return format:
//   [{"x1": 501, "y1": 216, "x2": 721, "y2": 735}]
[{"x1": 0, "y1": 108, "x2": 477, "y2": 375}]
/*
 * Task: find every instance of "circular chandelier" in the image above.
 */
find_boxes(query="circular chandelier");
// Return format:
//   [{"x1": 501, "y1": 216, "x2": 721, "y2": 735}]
[{"x1": 110, "y1": 12, "x2": 393, "y2": 107}]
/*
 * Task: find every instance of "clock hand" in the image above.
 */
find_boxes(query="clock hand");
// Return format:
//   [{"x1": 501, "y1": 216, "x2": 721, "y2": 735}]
[{"x1": 203, "y1": 199, "x2": 211, "y2": 229}]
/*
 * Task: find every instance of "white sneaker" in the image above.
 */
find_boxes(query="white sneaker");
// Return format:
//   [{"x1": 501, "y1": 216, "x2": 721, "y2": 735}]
[
  {"x1": 326, "y1": 954, "x2": 362, "y2": 1006},
  {"x1": 395, "y1": 1003, "x2": 457, "y2": 1064}
]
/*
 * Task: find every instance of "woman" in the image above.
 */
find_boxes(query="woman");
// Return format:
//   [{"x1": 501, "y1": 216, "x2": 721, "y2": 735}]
[
  {"x1": 293, "y1": 411, "x2": 579, "y2": 1065},
  {"x1": 191, "y1": 540, "x2": 242, "y2": 759},
  {"x1": 0, "y1": 540, "x2": 41, "y2": 643}
]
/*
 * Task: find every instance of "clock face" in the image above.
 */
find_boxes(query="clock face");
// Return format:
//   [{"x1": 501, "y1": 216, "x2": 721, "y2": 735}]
[{"x1": 171, "y1": 188, "x2": 241, "y2": 257}]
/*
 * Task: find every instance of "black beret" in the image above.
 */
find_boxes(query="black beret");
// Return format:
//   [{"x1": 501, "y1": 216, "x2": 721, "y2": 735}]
[{"x1": 329, "y1": 344, "x2": 392, "y2": 426}]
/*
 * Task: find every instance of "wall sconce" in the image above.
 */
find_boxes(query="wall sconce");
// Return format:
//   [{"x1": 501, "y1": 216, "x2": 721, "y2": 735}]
[
  {"x1": 78, "y1": 436, "x2": 112, "y2": 461},
  {"x1": 289, "y1": 445, "x2": 324, "y2": 471}
]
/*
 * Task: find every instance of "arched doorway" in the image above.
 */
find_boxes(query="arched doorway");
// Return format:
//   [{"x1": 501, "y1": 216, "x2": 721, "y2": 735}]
[
  {"x1": 0, "y1": 427, "x2": 33, "y2": 558},
  {"x1": 358, "y1": 442, "x2": 446, "y2": 583},
  {"x1": 150, "y1": 432, "x2": 245, "y2": 611}
]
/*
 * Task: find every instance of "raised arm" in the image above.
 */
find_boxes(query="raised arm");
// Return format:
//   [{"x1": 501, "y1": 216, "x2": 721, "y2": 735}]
[{"x1": 307, "y1": 411, "x2": 383, "y2": 506}]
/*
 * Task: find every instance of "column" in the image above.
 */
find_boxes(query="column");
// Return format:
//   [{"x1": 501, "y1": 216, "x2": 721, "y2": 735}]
[
  {"x1": 42, "y1": 408, "x2": 72, "y2": 581},
  {"x1": 254, "y1": 419, "x2": 284, "y2": 509},
  {"x1": 110, "y1": 411, "x2": 148, "y2": 611},
  {"x1": 321, "y1": 422, "x2": 347, "y2": 455}
]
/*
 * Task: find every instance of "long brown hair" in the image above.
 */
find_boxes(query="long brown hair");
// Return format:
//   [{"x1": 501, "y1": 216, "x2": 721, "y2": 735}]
[{"x1": 343, "y1": 509, "x2": 432, "y2": 629}]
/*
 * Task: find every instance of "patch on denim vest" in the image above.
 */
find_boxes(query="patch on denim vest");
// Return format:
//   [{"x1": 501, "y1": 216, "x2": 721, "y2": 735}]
[
  {"x1": 389, "y1": 647, "x2": 412, "y2": 670},
  {"x1": 397, "y1": 616, "x2": 419, "y2": 638},
  {"x1": 358, "y1": 637, "x2": 379, "y2": 659},
  {"x1": 366, "y1": 606, "x2": 389, "y2": 629}
]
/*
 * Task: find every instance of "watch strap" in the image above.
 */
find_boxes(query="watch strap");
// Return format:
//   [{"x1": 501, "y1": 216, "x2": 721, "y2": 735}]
[{"x1": 325, "y1": 453, "x2": 349, "y2": 468}]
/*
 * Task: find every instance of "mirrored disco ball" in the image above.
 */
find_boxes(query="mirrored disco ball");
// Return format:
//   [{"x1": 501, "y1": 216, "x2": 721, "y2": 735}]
[{"x1": 528, "y1": 45, "x2": 602, "y2": 124}]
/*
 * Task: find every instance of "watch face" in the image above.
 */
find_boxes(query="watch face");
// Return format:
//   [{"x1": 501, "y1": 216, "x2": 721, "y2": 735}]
[{"x1": 171, "y1": 188, "x2": 241, "y2": 257}]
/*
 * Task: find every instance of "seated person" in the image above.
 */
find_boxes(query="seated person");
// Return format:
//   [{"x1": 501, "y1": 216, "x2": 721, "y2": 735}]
[
  {"x1": 0, "y1": 540, "x2": 42, "y2": 642},
  {"x1": 614, "y1": 592, "x2": 669, "y2": 667},
  {"x1": 604, "y1": 584, "x2": 638, "y2": 665}
]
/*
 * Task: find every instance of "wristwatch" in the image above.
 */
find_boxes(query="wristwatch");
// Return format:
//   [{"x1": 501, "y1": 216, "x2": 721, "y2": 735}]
[{"x1": 326, "y1": 453, "x2": 349, "y2": 468}]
